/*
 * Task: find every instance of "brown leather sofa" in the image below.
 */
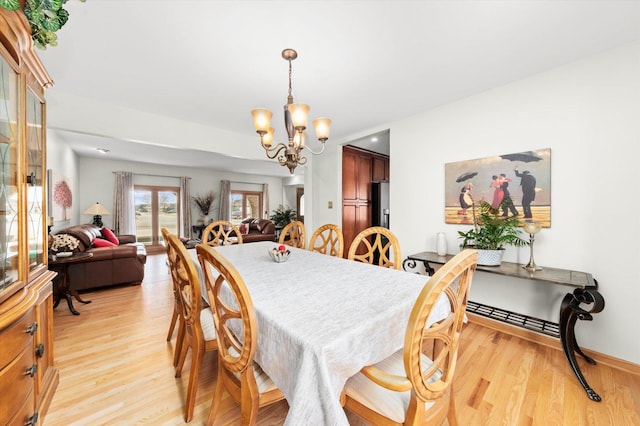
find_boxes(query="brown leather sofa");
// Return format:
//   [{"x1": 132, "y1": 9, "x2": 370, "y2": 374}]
[
  {"x1": 240, "y1": 218, "x2": 277, "y2": 243},
  {"x1": 53, "y1": 224, "x2": 147, "y2": 291}
]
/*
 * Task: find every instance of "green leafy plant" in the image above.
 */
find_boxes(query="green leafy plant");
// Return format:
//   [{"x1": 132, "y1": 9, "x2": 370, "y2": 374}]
[
  {"x1": 0, "y1": 0, "x2": 84, "y2": 49},
  {"x1": 270, "y1": 205, "x2": 297, "y2": 227},
  {"x1": 458, "y1": 199, "x2": 528, "y2": 250}
]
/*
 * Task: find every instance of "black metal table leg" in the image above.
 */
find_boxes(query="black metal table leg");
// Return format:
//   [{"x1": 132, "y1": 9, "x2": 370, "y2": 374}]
[
  {"x1": 559, "y1": 285, "x2": 605, "y2": 402},
  {"x1": 402, "y1": 258, "x2": 435, "y2": 275}
]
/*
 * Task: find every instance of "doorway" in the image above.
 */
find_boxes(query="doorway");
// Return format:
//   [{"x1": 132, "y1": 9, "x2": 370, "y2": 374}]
[{"x1": 134, "y1": 185, "x2": 180, "y2": 254}]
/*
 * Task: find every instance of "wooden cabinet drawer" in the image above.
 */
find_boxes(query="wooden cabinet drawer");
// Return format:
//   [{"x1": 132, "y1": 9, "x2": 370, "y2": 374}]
[
  {"x1": 7, "y1": 387, "x2": 36, "y2": 426},
  {"x1": 0, "y1": 309, "x2": 35, "y2": 370},
  {"x1": 0, "y1": 346, "x2": 35, "y2": 421}
]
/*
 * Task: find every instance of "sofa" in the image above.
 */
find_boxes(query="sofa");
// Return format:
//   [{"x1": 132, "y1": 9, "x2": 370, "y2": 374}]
[
  {"x1": 239, "y1": 218, "x2": 277, "y2": 243},
  {"x1": 52, "y1": 223, "x2": 147, "y2": 291}
]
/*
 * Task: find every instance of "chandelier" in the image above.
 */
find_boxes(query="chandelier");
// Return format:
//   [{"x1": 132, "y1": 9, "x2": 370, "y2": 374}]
[{"x1": 251, "y1": 49, "x2": 331, "y2": 174}]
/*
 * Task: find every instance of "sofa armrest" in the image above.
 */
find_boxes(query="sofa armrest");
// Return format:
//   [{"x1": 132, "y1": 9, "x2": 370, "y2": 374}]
[
  {"x1": 117, "y1": 234, "x2": 137, "y2": 244},
  {"x1": 87, "y1": 245, "x2": 139, "y2": 261}
]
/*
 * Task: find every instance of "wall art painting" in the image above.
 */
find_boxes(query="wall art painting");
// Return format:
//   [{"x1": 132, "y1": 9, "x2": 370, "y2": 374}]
[
  {"x1": 445, "y1": 148, "x2": 551, "y2": 227},
  {"x1": 48, "y1": 169, "x2": 73, "y2": 222}
]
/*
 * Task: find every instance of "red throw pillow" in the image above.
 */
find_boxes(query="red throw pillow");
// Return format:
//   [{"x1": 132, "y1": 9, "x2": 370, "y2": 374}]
[
  {"x1": 240, "y1": 223, "x2": 249, "y2": 235},
  {"x1": 93, "y1": 238, "x2": 116, "y2": 248},
  {"x1": 101, "y1": 227, "x2": 120, "y2": 245}
]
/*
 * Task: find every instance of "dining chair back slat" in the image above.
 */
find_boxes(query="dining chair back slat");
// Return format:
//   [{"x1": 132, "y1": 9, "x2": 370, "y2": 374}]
[
  {"x1": 197, "y1": 244, "x2": 285, "y2": 425},
  {"x1": 166, "y1": 233, "x2": 218, "y2": 422},
  {"x1": 347, "y1": 226, "x2": 402, "y2": 270},
  {"x1": 202, "y1": 220, "x2": 243, "y2": 246},
  {"x1": 308, "y1": 223, "x2": 344, "y2": 257},
  {"x1": 161, "y1": 228, "x2": 185, "y2": 368},
  {"x1": 278, "y1": 220, "x2": 306, "y2": 249},
  {"x1": 343, "y1": 249, "x2": 478, "y2": 425}
]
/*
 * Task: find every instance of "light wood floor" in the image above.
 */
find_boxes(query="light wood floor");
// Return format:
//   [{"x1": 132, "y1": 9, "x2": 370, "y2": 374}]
[{"x1": 45, "y1": 254, "x2": 640, "y2": 425}]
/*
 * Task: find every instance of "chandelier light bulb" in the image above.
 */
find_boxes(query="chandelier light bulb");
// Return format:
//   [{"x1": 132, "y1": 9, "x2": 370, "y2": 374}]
[
  {"x1": 288, "y1": 103, "x2": 310, "y2": 130},
  {"x1": 313, "y1": 118, "x2": 331, "y2": 142},
  {"x1": 251, "y1": 108, "x2": 272, "y2": 133},
  {"x1": 263, "y1": 127, "x2": 275, "y2": 146},
  {"x1": 294, "y1": 131, "x2": 306, "y2": 148}
]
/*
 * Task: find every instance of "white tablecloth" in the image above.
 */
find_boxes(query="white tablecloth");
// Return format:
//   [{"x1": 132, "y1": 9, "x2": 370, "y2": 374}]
[{"x1": 195, "y1": 241, "x2": 449, "y2": 425}]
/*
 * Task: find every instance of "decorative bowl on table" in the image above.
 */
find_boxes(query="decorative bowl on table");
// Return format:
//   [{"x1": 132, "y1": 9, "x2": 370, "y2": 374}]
[{"x1": 268, "y1": 245, "x2": 291, "y2": 263}]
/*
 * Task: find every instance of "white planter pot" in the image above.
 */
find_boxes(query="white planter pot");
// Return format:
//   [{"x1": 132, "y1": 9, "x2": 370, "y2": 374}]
[{"x1": 476, "y1": 249, "x2": 504, "y2": 266}]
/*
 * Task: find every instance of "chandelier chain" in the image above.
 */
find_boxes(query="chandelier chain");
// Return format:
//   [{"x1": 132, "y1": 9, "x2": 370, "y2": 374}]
[{"x1": 288, "y1": 58, "x2": 293, "y2": 103}]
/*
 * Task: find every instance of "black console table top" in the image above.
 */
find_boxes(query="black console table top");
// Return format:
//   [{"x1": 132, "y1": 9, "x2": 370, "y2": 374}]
[
  {"x1": 404, "y1": 250, "x2": 605, "y2": 402},
  {"x1": 404, "y1": 251, "x2": 594, "y2": 289}
]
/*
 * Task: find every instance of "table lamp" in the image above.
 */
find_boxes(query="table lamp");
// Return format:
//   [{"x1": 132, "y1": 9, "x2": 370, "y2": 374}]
[
  {"x1": 83, "y1": 202, "x2": 111, "y2": 227},
  {"x1": 522, "y1": 221, "x2": 542, "y2": 271}
]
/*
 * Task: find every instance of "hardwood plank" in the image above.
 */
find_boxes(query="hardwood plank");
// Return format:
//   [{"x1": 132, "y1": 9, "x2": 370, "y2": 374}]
[{"x1": 45, "y1": 254, "x2": 640, "y2": 425}]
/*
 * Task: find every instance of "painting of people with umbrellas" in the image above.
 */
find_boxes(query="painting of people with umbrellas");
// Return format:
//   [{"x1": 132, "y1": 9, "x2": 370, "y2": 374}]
[{"x1": 445, "y1": 148, "x2": 550, "y2": 227}]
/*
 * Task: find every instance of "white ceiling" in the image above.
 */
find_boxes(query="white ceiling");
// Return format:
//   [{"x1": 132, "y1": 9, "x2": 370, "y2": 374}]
[{"x1": 37, "y1": 1, "x2": 640, "y2": 177}]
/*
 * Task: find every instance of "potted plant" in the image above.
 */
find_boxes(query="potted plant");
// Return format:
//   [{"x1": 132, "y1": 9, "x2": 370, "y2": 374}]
[
  {"x1": 270, "y1": 205, "x2": 297, "y2": 228},
  {"x1": 193, "y1": 191, "x2": 215, "y2": 224},
  {"x1": 458, "y1": 199, "x2": 528, "y2": 266}
]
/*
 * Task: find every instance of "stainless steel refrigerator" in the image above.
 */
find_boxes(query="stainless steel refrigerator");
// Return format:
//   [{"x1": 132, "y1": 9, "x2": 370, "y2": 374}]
[{"x1": 371, "y1": 182, "x2": 390, "y2": 228}]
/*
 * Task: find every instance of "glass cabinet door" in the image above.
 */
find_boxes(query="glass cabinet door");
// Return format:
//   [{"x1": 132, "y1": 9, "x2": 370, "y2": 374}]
[
  {"x1": 0, "y1": 55, "x2": 19, "y2": 293},
  {"x1": 26, "y1": 88, "x2": 45, "y2": 274}
]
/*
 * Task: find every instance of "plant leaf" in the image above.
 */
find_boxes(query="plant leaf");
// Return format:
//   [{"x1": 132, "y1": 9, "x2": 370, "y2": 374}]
[{"x1": 0, "y1": 0, "x2": 21, "y2": 11}]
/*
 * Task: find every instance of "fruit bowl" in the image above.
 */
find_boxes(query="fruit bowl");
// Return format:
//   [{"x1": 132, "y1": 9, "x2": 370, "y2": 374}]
[{"x1": 268, "y1": 245, "x2": 291, "y2": 263}]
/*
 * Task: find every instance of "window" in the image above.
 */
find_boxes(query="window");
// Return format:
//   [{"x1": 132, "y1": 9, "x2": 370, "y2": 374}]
[
  {"x1": 230, "y1": 191, "x2": 262, "y2": 225},
  {"x1": 134, "y1": 185, "x2": 179, "y2": 253}
]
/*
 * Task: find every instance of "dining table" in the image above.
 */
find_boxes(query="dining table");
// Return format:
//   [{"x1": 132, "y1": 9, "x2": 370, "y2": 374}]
[{"x1": 191, "y1": 241, "x2": 449, "y2": 426}]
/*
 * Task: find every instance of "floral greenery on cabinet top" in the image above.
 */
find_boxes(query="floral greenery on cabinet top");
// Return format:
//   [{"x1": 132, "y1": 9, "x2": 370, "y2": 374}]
[{"x1": 0, "y1": 0, "x2": 84, "y2": 49}]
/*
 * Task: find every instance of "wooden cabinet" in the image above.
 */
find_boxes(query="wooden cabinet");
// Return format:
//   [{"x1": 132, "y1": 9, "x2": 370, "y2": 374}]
[
  {"x1": 372, "y1": 155, "x2": 389, "y2": 182},
  {"x1": 342, "y1": 146, "x2": 389, "y2": 255},
  {"x1": 0, "y1": 7, "x2": 57, "y2": 425}
]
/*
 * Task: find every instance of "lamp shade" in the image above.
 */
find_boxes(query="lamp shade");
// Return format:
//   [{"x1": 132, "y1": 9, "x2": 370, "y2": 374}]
[
  {"x1": 313, "y1": 117, "x2": 331, "y2": 141},
  {"x1": 83, "y1": 202, "x2": 111, "y2": 216},
  {"x1": 251, "y1": 108, "x2": 272, "y2": 133},
  {"x1": 288, "y1": 103, "x2": 309, "y2": 129}
]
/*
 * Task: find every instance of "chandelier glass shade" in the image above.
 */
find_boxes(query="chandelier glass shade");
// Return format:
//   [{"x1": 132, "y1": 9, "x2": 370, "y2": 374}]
[{"x1": 251, "y1": 49, "x2": 331, "y2": 174}]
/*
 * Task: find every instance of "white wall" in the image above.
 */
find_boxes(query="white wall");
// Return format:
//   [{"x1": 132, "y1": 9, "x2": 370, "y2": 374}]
[
  {"x1": 47, "y1": 136, "x2": 286, "y2": 235},
  {"x1": 394, "y1": 41, "x2": 640, "y2": 363},
  {"x1": 76, "y1": 157, "x2": 286, "y2": 232},
  {"x1": 47, "y1": 131, "x2": 80, "y2": 232},
  {"x1": 317, "y1": 41, "x2": 640, "y2": 364}
]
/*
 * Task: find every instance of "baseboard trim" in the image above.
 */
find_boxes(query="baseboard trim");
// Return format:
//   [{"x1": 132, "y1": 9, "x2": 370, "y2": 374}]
[{"x1": 467, "y1": 312, "x2": 640, "y2": 376}]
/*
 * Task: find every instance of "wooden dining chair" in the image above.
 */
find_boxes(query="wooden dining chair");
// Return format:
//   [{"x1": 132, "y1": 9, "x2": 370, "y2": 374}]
[
  {"x1": 196, "y1": 244, "x2": 285, "y2": 426},
  {"x1": 342, "y1": 249, "x2": 478, "y2": 426},
  {"x1": 347, "y1": 226, "x2": 402, "y2": 270},
  {"x1": 308, "y1": 223, "x2": 344, "y2": 257},
  {"x1": 161, "y1": 228, "x2": 185, "y2": 368},
  {"x1": 166, "y1": 233, "x2": 218, "y2": 423},
  {"x1": 201, "y1": 220, "x2": 243, "y2": 246},
  {"x1": 278, "y1": 220, "x2": 306, "y2": 249}
]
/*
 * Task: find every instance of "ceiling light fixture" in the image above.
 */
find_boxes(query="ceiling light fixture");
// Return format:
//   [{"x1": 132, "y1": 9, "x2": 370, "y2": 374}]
[
  {"x1": 251, "y1": 49, "x2": 331, "y2": 174},
  {"x1": 96, "y1": 148, "x2": 110, "y2": 154}
]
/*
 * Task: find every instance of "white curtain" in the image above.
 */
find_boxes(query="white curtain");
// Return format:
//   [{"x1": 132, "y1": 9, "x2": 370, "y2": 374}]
[
  {"x1": 219, "y1": 180, "x2": 230, "y2": 221},
  {"x1": 263, "y1": 183, "x2": 269, "y2": 219},
  {"x1": 113, "y1": 171, "x2": 135, "y2": 234},
  {"x1": 180, "y1": 176, "x2": 192, "y2": 238}
]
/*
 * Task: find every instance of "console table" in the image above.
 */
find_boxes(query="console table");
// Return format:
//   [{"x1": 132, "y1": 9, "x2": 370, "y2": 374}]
[{"x1": 403, "y1": 251, "x2": 605, "y2": 402}]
